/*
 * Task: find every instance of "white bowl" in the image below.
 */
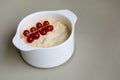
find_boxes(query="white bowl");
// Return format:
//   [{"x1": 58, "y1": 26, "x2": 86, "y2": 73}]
[{"x1": 12, "y1": 9, "x2": 77, "y2": 68}]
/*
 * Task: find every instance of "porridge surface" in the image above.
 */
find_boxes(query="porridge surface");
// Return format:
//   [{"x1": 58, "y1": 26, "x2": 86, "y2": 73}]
[{"x1": 21, "y1": 18, "x2": 70, "y2": 48}]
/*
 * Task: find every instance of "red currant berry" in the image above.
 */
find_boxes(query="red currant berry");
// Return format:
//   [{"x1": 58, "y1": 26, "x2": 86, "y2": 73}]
[
  {"x1": 33, "y1": 33, "x2": 40, "y2": 39},
  {"x1": 23, "y1": 30, "x2": 30, "y2": 37},
  {"x1": 44, "y1": 26, "x2": 49, "y2": 32},
  {"x1": 30, "y1": 27, "x2": 36, "y2": 32},
  {"x1": 49, "y1": 25, "x2": 54, "y2": 31},
  {"x1": 39, "y1": 28, "x2": 47, "y2": 35},
  {"x1": 43, "y1": 20, "x2": 49, "y2": 26},
  {"x1": 36, "y1": 22, "x2": 42, "y2": 29},
  {"x1": 27, "y1": 36, "x2": 34, "y2": 43}
]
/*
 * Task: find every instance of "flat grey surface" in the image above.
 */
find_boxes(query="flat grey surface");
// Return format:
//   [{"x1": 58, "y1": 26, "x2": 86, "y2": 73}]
[{"x1": 0, "y1": 0, "x2": 120, "y2": 80}]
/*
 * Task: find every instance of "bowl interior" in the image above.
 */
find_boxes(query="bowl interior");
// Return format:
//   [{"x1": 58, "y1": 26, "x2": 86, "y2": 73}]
[{"x1": 17, "y1": 12, "x2": 73, "y2": 49}]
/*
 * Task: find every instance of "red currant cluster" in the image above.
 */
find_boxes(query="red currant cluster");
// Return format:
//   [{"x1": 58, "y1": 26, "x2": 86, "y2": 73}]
[{"x1": 23, "y1": 20, "x2": 54, "y2": 43}]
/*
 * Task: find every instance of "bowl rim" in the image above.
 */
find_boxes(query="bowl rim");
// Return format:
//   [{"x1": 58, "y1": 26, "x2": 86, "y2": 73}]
[{"x1": 13, "y1": 9, "x2": 77, "y2": 51}]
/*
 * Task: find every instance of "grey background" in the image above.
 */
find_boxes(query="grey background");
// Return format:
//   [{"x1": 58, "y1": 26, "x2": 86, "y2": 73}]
[{"x1": 0, "y1": 0, "x2": 120, "y2": 80}]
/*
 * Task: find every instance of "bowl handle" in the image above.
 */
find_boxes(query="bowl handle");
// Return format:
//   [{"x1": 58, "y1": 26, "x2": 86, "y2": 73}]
[
  {"x1": 56, "y1": 9, "x2": 77, "y2": 26},
  {"x1": 12, "y1": 34, "x2": 32, "y2": 51}
]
